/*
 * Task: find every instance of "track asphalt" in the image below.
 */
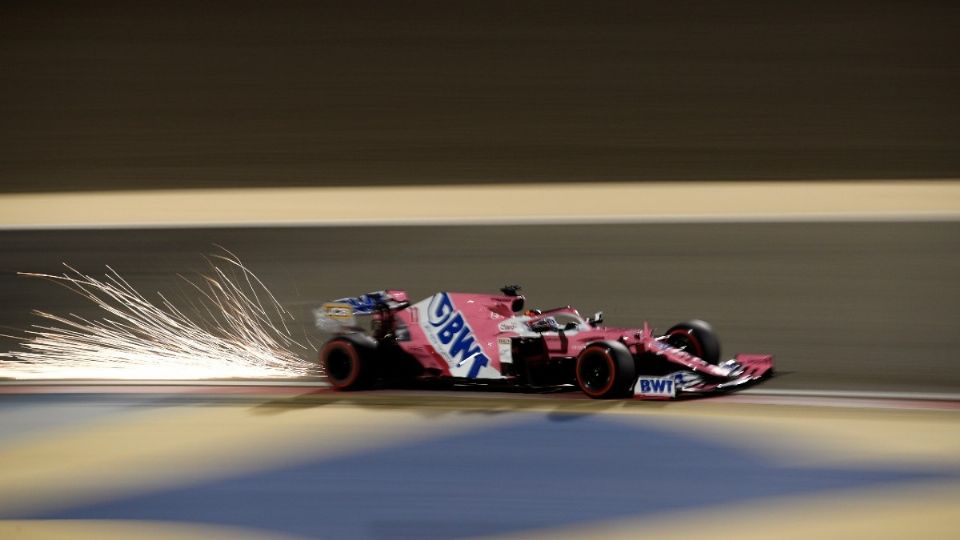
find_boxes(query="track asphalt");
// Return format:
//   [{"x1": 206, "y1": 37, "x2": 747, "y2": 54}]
[
  {"x1": 2, "y1": 220, "x2": 957, "y2": 392},
  {"x1": 1, "y1": 388, "x2": 958, "y2": 539}
]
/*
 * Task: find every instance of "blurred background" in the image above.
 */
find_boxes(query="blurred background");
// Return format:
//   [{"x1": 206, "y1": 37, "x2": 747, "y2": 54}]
[
  {"x1": 2, "y1": 0, "x2": 959, "y2": 191},
  {"x1": 1, "y1": 2, "x2": 959, "y2": 539}
]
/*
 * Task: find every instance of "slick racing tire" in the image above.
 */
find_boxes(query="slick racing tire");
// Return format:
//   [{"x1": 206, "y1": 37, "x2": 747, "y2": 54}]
[
  {"x1": 575, "y1": 342, "x2": 636, "y2": 399},
  {"x1": 320, "y1": 338, "x2": 375, "y2": 390},
  {"x1": 664, "y1": 320, "x2": 721, "y2": 365}
]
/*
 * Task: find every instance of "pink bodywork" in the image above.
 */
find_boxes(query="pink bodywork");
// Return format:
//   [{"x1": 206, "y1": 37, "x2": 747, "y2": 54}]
[{"x1": 385, "y1": 291, "x2": 773, "y2": 393}]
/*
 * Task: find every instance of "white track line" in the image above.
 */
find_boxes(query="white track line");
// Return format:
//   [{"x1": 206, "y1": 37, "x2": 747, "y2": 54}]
[
  {"x1": 740, "y1": 388, "x2": 960, "y2": 402},
  {"x1": 1, "y1": 380, "x2": 957, "y2": 403},
  {"x1": 2, "y1": 211, "x2": 959, "y2": 231},
  {"x1": 2, "y1": 180, "x2": 959, "y2": 230}
]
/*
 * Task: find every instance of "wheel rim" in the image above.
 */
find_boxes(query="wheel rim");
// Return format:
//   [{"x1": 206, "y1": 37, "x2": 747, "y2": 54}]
[
  {"x1": 325, "y1": 346, "x2": 355, "y2": 383},
  {"x1": 578, "y1": 349, "x2": 613, "y2": 394}
]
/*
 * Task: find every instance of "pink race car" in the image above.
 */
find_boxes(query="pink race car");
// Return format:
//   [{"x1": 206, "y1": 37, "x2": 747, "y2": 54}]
[{"x1": 315, "y1": 287, "x2": 773, "y2": 399}]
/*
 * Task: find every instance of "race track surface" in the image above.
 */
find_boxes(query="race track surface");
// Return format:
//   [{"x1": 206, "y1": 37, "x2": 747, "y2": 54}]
[
  {"x1": 2, "y1": 221, "x2": 958, "y2": 392},
  {"x1": 1, "y1": 387, "x2": 958, "y2": 539}
]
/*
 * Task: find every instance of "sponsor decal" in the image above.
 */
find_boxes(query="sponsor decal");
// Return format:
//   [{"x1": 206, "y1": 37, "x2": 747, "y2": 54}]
[
  {"x1": 322, "y1": 303, "x2": 354, "y2": 321},
  {"x1": 498, "y1": 320, "x2": 518, "y2": 332},
  {"x1": 315, "y1": 302, "x2": 355, "y2": 330},
  {"x1": 497, "y1": 337, "x2": 513, "y2": 364},
  {"x1": 422, "y1": 293, "x2": 491, "y2": 378},
  {"x1": 634, "y1": 371, "x2": 703, "y2": 397},
  {"x1": 634, "y1": 376, "x2": 676, "y2": 398}
]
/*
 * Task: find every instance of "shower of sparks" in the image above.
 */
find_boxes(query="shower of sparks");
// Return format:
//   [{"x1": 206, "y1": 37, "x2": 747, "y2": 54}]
[{"x1": 0, "y1": 250, "x2": 316, "y2": 380}]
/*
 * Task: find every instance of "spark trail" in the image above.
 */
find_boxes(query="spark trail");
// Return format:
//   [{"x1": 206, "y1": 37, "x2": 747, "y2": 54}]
[{"x1": 0, "y1": 251, "x2": 315, "y2": 379}]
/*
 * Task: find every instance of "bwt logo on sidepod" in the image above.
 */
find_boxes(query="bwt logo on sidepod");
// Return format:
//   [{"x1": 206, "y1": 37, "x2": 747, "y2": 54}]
[{"x1": 425, "y1": 293, "x2": 490, "y2": 378}]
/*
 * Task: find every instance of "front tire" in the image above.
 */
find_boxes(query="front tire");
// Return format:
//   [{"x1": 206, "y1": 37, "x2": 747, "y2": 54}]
[
  {"x1": 664, "y1": 320, "x2": 721, "y2": 365},
  {"x1": 575, "y1": 343, "x2": 636, "y2": 399},
  {"x1": 320, "y1": 338, "x2": 375, "y2": 390}
]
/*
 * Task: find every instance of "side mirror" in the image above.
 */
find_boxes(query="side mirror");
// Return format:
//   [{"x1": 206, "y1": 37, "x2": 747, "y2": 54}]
[{"x1": 587, "y1": 311, "x2": 604, "y2": 327}]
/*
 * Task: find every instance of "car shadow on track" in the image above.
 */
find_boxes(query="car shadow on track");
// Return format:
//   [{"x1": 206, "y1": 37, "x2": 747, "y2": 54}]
[{"x1": 246, "y1": 384, "x2": 660, "y2": 421}]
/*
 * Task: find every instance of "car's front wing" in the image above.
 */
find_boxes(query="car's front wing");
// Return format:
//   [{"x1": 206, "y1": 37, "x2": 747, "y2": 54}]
[{"x1": 633, "y1": 353, "x2": 774, "y2": 399}]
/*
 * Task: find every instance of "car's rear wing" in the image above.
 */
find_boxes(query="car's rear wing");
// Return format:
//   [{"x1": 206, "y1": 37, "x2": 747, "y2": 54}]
[{"x1": 313, "y1": 290, "x2": 408, "y2": 333}]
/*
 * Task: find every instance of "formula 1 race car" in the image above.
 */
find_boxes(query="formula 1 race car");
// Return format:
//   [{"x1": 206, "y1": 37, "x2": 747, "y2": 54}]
[{"x1": 314, "y1": 287, "x2": 773, "y2": 399}]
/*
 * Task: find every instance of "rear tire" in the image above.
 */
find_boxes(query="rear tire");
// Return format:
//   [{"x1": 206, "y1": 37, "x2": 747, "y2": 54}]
[
  {"x1": 320, "y1": 338, "x2": 375, "y2": 390},
  {"x1": 664, "y1": 320, "x2": 721, "y2": 365},
  {"x1": 575, "y1": 343, "x2": 636, "y2": 399}
]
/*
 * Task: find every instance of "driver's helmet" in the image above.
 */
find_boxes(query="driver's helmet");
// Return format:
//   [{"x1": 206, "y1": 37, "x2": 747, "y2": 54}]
[{"x1": 529, "y1": 316, "x2": 559, "y2": 333}]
